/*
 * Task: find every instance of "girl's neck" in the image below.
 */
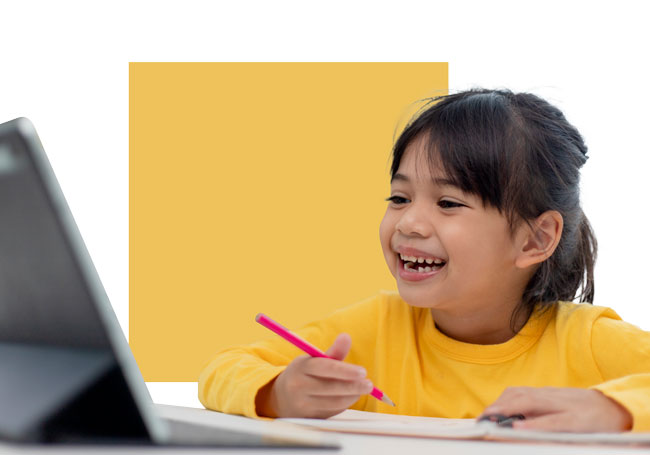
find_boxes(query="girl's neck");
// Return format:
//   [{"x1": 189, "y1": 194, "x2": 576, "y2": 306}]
[{"x1": 430, "y1": 301, "x2": 532, "y2": 345}]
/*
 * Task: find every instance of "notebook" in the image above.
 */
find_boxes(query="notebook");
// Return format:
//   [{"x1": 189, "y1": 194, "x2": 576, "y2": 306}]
[
  {"x1": 283, "y1": 409, "x2": 650, "y2": 446},
  {"x1": 0, "y1": 117, "x2": 338, "y2": 449}
]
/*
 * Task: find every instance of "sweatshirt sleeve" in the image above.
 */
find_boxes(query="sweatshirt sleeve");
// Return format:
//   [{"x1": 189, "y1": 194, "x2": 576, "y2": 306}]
[
  {"x1": 589, "y1": 311, "x2": 650, "y2": 431},
  {"x1": 198, "y1": 293, "x2": 385, "y2": 418}
]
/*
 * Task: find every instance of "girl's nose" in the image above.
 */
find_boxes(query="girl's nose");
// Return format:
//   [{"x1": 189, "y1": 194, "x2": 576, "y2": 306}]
[{"x1": 395, "y1": 204, "x2": 433, "y2": 237}]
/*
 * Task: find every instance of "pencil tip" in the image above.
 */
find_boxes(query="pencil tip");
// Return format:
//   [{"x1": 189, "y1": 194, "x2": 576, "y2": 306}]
[{"x1": 382, "y1": 395, "x2": 396, "y2": 407}]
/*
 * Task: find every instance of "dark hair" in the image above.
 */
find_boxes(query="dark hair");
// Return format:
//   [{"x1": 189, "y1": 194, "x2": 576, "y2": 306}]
[{"x1": 390, "y1": 88, "x2": 597, "y2": 327}]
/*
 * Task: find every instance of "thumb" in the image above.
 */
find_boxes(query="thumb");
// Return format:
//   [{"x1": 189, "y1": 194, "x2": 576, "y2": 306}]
[{"x1": 325, "y1": 333, "x2": 352, "y2": 361}]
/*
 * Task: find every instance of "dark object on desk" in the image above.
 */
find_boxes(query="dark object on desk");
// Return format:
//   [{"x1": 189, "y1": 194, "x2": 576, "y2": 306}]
[
  {"x1": 0, "y1": 118, "x2": 338, "y2": 450},
  {"x1": 478, "y1": 414, "x2": 526, "y2": 428}
]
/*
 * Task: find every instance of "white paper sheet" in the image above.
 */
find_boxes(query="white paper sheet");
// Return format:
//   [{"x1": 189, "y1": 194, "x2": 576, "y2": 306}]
[{"x1": 281, "y1": 409, "x2": 650, "y2": 446}]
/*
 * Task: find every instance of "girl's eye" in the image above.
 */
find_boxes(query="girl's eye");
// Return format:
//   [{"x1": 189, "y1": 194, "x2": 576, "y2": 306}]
[
  {"x1": 385, "y1": 196, "x2": 409, "y2": 205},
  {"x1": 438, "y1": 200, "x2": 463, "y2": 209}
]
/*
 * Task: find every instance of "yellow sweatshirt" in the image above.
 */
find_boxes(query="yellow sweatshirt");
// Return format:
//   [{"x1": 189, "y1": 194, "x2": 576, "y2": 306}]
[{"x1": 198, "y1": 291, "x2": 650, "y2": 431}]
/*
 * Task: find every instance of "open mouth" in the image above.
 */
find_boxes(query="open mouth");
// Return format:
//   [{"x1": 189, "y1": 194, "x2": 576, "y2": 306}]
[{"x1": 399, "y1": 254, "x2": 446, "y2": 273}]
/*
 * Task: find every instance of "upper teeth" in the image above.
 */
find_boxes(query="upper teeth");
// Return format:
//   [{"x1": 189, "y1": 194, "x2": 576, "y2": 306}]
[{"x1": 399, "y1": 253, "x2": 444, "y2": 264}]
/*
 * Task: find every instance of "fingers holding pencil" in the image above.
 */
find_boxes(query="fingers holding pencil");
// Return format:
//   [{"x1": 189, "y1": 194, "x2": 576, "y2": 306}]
[
  {"x1": 256, "y1": 334, "x2": 375, "y2": 418},
  {"x1": 254, "y1": 314, "x2": 395, "y2": 417}
]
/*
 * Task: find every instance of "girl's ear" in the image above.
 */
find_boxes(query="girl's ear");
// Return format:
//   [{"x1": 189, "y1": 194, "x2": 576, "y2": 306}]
[{"x1": 515, "y1": 210, "x2": 563, "y2": 269}]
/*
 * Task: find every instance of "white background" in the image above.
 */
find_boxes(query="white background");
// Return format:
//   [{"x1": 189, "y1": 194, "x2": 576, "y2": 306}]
[{"x1": 1, "y1": 0, "x2": 648, "y2": 408}]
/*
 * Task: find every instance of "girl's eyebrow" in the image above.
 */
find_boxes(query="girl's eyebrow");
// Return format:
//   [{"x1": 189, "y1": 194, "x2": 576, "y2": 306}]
[
  {"x1": 391, "y1": 173, "x2": 410, "y2": 183},
  {"x1": 391, "y1": 172, "x2": 458, "y2": 188}
]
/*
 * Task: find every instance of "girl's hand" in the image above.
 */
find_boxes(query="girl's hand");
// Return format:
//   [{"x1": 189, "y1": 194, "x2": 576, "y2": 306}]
[
  {"x1": 479, "y1": 387, "x2": 633, "y2": 432},
  {"x1": 255, "y1": 333, "x2": 373, "y2": 418}
]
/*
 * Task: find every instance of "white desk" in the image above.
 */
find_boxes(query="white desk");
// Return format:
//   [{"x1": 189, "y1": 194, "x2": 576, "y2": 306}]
[
  {"x1": 1, "y1": 432, "x2": 648, "y2": 455},
  {"x1": 0, "y1": 404, "x2": 647, "y2": 455}
]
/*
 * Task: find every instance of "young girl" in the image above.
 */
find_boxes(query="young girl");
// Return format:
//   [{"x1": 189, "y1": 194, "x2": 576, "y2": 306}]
[{"x1": 198, "y1": 88, "x2": 650, "y2": 432}]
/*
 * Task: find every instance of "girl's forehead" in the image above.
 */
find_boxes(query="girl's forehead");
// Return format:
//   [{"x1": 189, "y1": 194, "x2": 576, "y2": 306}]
[{"x1": 394, "y1": 145, "x2": 447, "y2": 184}]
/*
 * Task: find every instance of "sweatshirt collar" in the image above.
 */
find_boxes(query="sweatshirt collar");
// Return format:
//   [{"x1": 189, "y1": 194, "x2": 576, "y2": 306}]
[{"x1": 419, "y1": 304, "x2": 557, "y2": 363}]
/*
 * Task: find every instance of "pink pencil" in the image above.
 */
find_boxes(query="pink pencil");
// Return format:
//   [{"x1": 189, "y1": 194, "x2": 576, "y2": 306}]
[{"x1": 255, "y1": 313, "x2": 395, "y2": 407}]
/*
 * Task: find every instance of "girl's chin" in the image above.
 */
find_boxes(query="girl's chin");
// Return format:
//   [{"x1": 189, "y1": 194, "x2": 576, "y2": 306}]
[{"x1": 396, "y1": 287, "x2": 441, "y2": 308}]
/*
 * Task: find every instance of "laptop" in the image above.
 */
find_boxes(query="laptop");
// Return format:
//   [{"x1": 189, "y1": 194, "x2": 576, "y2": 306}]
[{"x1": 0, "y1": 118, "x2": 338, "y2": 449}]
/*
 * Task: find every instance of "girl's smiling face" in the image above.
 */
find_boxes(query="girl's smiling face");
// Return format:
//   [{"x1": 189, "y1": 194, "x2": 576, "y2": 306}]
[{"x1": 379, "y1": 136, "x2": 536, "y2": 338}]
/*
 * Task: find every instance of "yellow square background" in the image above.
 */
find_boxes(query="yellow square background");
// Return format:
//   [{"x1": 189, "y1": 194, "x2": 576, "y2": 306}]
[{"x1": 129, "y1": 62, "x2": 448, "y2": 381}]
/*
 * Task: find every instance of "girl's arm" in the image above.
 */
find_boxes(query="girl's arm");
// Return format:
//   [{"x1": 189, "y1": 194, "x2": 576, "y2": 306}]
[
  {"x1": 198, "y1": 293, "x2": 383, "y2": 417},
  {"x1": 480, "y1": 311, "x2": 650, "y2": 432},
  {"x1": 589, "y1": 315, "x2": 650, "y2": 431}
]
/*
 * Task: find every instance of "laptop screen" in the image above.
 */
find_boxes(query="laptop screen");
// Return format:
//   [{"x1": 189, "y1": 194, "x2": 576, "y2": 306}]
[
  {"x1": 0, "y1": 118, "x2": 167, "y2": 443},
  {"x1": 0, "y1": 124, "x2": 110, "y2": 348}
]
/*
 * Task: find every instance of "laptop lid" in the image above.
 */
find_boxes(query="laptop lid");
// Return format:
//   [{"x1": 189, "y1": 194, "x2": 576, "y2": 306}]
[
  {"x1": 0, "y1": 118, "x2": 169, "y2": 443},
  {"x1": 0, "y1": 118, "x2": 339, "y2": 450}
]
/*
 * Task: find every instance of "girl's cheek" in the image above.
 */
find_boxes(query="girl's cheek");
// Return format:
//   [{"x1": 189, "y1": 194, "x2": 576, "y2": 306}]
[
  {"x1": 379, "y1": 213, "x2": 392, "y2": 245},
  {"x1": 379, "y1": 215, "x2": 396, "y2": 272}
]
